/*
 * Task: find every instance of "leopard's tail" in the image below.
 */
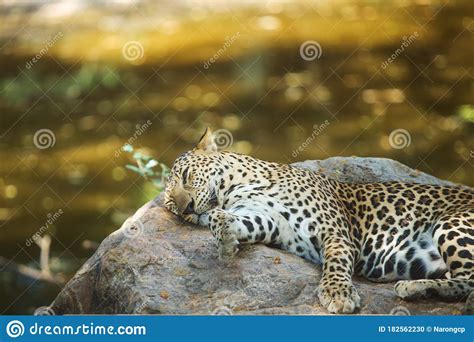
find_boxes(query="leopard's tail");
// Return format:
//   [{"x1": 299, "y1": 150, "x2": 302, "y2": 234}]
[
  {"x1": 466, "y1": 291, "x2": 474, "y2": 314},
  {"x1": 394, "y1": 279, "x2": 474, "y2": 314}
]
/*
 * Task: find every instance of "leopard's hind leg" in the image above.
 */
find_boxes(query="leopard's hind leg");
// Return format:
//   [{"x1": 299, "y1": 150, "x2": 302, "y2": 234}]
[
  {"x1": 395, "y1": 208, "x2": 474, "y2": 313},
  {"x1": 465, "y1": 291, "x2": 474, "y2": 314}
]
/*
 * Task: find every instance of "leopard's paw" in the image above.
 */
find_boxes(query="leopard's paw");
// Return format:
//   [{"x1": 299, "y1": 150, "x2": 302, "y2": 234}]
[
  {"x1": 183, "y1": 213, "x2": 200, "y2": 225},
  {"x1": 394, "y1": 280, "x2": 428, "y2": 299},
  {"x1": 217, "y1": 239, "x2": 239, "y2": 260},
  {"x1": 217, "y1": 231, "x2": 239, "y2": 261},
  {"x1": 317, "y1": 282, "x2": 361, "y2": 314},
  {"x1": 394, "y1": 280, "x2": 411, "y2": 299}
]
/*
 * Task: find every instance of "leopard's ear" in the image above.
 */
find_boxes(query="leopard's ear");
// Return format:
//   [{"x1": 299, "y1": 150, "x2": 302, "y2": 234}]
[{"x1": 196, "y1": 127, "x2": 217, "y2": 153}]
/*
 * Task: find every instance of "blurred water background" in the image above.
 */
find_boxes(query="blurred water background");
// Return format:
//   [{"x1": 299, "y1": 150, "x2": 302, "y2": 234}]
[{"x1": 0, "y1": 0, "x2": 473, "y2": 314}]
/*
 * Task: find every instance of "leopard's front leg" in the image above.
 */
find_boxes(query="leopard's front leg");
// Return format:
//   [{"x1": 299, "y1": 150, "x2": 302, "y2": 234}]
[
  {"x1": 197, "y1": 208, "x2": 240, "y2": 260},
  {"x1": 198, "y1": 204, "x2": 278, "y2": 260},
  {"x1": 318, "y1": 233, "x2": 361, "y2": 314}
]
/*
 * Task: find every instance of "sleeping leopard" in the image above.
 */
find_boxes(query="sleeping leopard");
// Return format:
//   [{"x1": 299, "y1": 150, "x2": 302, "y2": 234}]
[{"x1": 164, "y1": 128, "x2": 474, "y2": 314}]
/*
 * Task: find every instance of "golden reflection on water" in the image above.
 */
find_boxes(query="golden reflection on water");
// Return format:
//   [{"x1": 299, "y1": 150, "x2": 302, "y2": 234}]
[{"x1": 0, "y1": 0, "x2": 473, "y2": 313}]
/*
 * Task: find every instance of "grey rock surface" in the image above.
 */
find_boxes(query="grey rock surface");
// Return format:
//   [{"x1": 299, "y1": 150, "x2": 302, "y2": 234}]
[
  {"x1": 293, "y1": 157, "x2": 465, "y2": 186},
  {"x1": 50, "y1": 157, "x2": 469, "y2": 315}
]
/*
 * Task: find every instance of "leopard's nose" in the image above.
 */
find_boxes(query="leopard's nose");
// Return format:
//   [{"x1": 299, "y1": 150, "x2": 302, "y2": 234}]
[{"x1": 182, "y1": 199, "x2": 195, "y2": 215}]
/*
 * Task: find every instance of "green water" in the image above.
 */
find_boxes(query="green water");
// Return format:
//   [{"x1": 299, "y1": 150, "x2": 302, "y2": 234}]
[{"x1": 0, "y1": 0, "x2": 473, "y2": 314}]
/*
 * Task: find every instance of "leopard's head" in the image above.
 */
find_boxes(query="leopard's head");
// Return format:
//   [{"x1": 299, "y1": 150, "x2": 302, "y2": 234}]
[{"x1": 164, "y1": 128, "x2": 220, "y2": 219}]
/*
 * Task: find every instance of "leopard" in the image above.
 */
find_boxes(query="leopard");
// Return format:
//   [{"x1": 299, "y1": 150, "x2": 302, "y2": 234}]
[{"x1": 164, "y1": 128, "x2": 474, "y2": 314}]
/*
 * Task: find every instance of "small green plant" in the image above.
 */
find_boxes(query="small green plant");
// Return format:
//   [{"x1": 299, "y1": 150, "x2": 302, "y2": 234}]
[
  {"x1": 458, "y1": 105, "x2": 474, "y2": 123},
  {"x1": 123, "y1": 144, "x2": 170, "y2": 192}
]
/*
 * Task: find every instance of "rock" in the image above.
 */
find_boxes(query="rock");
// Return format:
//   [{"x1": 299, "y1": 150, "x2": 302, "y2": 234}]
[
  {"x1": 50, "y1": 157, "x2": 469, "y2": 315},
  {"x1": 293, "y1": 157, "x2": 467, "y2": 187}
]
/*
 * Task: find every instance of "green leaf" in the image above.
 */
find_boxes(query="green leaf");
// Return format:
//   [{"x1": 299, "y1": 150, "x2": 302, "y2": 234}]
[
  {"x1": 458, "y1": 105, "x2": 474, "y2": 123},
  {"x1": 122, "y1": 144, "x2": 133, "y2": 152},
  {"x1": 123, "y1": 147, "x2": 170, "y2": 192},
  {"x1": 146, "y1": 159, "x2": 158, "y2": 168},
  {"x1": 125, "y1": 164, "x2": 142, "y2": 175},
  {"x1": 143, "y1": 169, "x2": 155, "y2": 176}
]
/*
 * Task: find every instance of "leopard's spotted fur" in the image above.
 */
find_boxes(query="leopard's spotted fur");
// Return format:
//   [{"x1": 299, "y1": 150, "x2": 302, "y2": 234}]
[{"x1": 164, "y1": 128, "x2": 474, "y2": 314}]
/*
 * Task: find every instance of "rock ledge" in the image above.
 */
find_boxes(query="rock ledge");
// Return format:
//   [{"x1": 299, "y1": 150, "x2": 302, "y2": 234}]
[{"x1": 50, "y1": 157, "x2": 468, "y2": 315}]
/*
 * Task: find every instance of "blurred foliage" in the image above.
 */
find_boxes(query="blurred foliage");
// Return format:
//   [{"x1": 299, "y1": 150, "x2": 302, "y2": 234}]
[
  {"x1": 458, "y1": 105, "x2": 474, "y2": 123},
  {"x1": 0, "y1": 0, "x2": 473, "y2": 314},
  {"x1": 1, "y1": 64, "x2": 121, "y2": 106},
  {"x1": 124, "y1": 144, "x2": 170, "y2": 192}
]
